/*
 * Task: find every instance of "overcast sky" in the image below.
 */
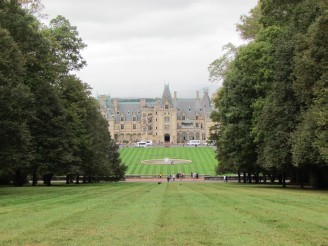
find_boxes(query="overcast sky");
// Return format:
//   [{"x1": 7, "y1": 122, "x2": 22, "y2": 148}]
[{"x1": 41, "y1": 0, "x2": 258, "y2": 98}]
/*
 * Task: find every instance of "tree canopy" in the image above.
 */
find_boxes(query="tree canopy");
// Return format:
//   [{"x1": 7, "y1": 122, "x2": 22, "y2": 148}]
[
  {"x1": 0, "y1": 0, "x2": 126, "y2": 186},
  {"x1": 210, "y1": 0, "x2": 327, "y2": 188}
]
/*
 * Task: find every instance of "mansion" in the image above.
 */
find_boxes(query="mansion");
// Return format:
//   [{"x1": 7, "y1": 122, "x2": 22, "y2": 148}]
[{"x1": 98, "y1": 85, "x2": 214, "y2": 144}]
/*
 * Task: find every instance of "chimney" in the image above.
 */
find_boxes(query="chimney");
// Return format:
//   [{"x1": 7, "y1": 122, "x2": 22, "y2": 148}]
[
  {"x1": 140, "y1": 98, "x2": 146, "y2": 107},
  {"x1": 174, "y1": 91, "x2": 177, "y2": 100},
  {"x1": 113, "y1": 98, "x2": 118, "y2": 113}
]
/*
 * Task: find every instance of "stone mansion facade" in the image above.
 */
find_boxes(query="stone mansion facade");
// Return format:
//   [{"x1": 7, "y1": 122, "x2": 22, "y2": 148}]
[{"x1": 98, "y1": 85, "x2": 214, "y2": 144}]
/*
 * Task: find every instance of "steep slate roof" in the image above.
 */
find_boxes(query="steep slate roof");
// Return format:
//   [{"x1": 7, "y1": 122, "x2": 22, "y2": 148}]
[
  {"x1": 116, "y1": 102, "x2": 141, "y2": 122},
  {"x1": 102, "y1": 86, "x2": 211, "y2": 121},
  {"x1": 160, "y1": 84, "x2": 174, "y2": 107},
  {"x1": 176, "y1": 99, "x2": 201, "y2": 119},
  {"x1": 201, "y1": 90, "x2": 211, "y2": 109}
]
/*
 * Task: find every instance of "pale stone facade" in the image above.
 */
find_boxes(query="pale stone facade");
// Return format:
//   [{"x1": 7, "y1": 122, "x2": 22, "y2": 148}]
[{"x1": 98, "y1": 85, "x2": 214, "y2": 144}]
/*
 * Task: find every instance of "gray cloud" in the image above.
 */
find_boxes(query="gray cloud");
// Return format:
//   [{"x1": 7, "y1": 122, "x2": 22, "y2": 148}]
[{"x1": 42, "y1": 0, "x2": 258, "y2": 98}]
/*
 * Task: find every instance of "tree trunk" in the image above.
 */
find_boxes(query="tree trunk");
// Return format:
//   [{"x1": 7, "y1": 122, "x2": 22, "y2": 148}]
[
  {"x1": 298, "y1": 169, "x2": 304, "y2": 188},
  {"x1": 69, "y1": 175, "x2": 74, "y2": 184},
  {"x1": 282, "y1": 173, "x2": 286, "y2": 188},
  {"x1": 76, "y1": 174, "x2": 80, "y2": 184},
  {"x1": 248, "y1": 172, "x2": 252, "y2": 183},
  {"x1": 14, "y1": 168, "x2": 26, "y2": 186},
  {"x1": 278, "y1": 175, "x2": 282, "y2": 185},
  {"x1": 238, "y1": 171, "x2": 241, "y2": 183},
  {"x1": 43, "y1": 173, "x2": 54, "y2": 186},
  {"x1": 243, "y1": 172, "x2": 247, "y2": 183},
  {"x1": 66, "y1": 175, "x2": 70, "y2": 184},
  {"x1": 32, "y1": 169, "x2": 38, "y2": 186}
]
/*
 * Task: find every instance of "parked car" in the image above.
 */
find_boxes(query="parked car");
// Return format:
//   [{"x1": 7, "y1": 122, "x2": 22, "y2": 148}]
[
  {"x1": 145, "y1": 140, "x2": 152, "y2": 146},
  {"x1": 186, "y1": 140, "x2": 200, "y2": 146},
  {"x1": 135, "y1": 141, "x2": 147, "y2": 147}
]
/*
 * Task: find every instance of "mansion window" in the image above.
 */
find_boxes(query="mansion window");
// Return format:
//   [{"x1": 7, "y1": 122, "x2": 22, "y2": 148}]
[
  {"x1": 196, "y1": 123, "x2": 199, "y2": 128},
  {"x1": 164, "y1": 116, "x2": 170, "y2": 123},
  {"x1": 120, "y1": 124, "x2": 124, "y2": 130},
  {"x1": 182, "y1": 116, "x2": 186, "y2": 120},
  {"x1": 133, "y1": 124, "x2": 136, "y2": 130},
  {"x1": 132, "y1": 116, "x2": 137, "y2": 121},
  {"x1": 164, "y1": 125, "x2": 170, "y2": 131},
  {"x1": 165, "y1": 104, "x2": 169, "y2": 109},
  {"x1": 196, "y1": 116, "x2": 198, "y2": 120}
]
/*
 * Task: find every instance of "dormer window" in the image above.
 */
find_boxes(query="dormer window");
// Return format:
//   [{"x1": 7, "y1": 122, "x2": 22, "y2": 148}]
[
  {"x1": 165, "y1": 104, "x2": 169, "y2": 109},
  {"x1": 132, "y1": 116, "x2": 137, "y2": 121},
  {"x1": 188, "y1": 107, "x2": 191, "y2": 112},
  {"x1": 120, "y1": 116, "x2": 124, "y2": 121}
]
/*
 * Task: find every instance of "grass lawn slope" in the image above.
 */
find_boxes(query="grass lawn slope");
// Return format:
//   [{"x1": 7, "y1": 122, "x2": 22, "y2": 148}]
[
  {"x1": 0, "y1": 183, "x2": 327, "y2": 245},
  {"x1": 120, "y1": 146, "x2": 217, "y2": 175}
]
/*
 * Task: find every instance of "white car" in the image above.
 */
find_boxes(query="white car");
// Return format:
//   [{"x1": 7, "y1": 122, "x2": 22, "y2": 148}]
[
  {"x1": 187, "y1": 140, "x2": 200, "y2": 146},
  {"x1": 135, "y1": 141, "x2": 147, "y2": 147},
  {"x1": 145, "y1": 140, "x2": 152, "y2": 146}
]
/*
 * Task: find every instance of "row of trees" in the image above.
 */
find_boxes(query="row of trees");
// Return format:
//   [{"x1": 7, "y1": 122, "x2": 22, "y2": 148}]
[
  {"x1": 0, "y1": 0, "x2": 126, "y2": 186},
  {"x1": 210, "y1": 0, "x2": 327, "y2": 188}
]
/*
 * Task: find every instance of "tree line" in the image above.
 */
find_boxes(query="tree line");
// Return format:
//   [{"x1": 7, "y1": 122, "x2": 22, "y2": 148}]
[
  {"x1": 209, "y1": 0, "x2": 327, "y2": 188},
  {"x1": 0, "y1": 0, "x2": 126, "y2": 186}
]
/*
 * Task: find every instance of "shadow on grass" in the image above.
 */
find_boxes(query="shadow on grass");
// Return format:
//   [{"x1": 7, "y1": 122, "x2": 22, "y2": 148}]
[{"x1": 224, "y1": 182, "x2": 328, "y2": 192}]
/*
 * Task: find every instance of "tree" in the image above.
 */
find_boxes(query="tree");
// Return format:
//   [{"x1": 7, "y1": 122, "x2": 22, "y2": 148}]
[
  {"x1": 0, "y1": 27, "x2": 34, "y2": 185},
  {"x1": 0, "y1": 1, "x2": 126, "y2": 186},
  {"x1": 47, "y1": 15, "x2": 87, "y2": 73},
  {"x1": 236, "y1": 3, "x2": 263, "y2": 41},
  {"x1": 208, "y1": 43, "x2": 238, "y2": 83},
  {"x1": 211, "y1": 0, "x2": 327, "y2": 187},
  {"x1": 291, "y1": 10, "x2": 328, "y2": 188}
]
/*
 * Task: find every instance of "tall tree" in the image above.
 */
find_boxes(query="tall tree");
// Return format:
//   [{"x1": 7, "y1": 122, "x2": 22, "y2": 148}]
[
  {"x1": 291, "y1": 10, "x2": 328, "y2": 188},
  {"x1": 0, "y1": 27, "x2": 34, "y2": 185}
]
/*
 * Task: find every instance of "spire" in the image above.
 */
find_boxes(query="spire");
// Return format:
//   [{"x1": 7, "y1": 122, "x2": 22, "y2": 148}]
[
  {"x1": 160, "y1": 84, "x2": 174, "y2": 108},
  {"x1": 201, "y1": 88, "x2": 211, "y2": 109}
]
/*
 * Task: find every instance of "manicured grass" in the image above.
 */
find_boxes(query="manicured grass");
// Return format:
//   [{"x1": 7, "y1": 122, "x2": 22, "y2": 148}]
[
  {"x1": 0, "y1": 183, "x2": 327, "y2": 245},
  {"x1": 120, "y1": 146, "x2": 217, "y2": 175}
]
